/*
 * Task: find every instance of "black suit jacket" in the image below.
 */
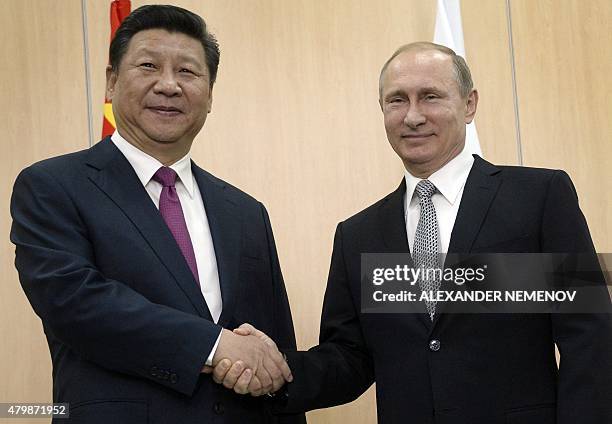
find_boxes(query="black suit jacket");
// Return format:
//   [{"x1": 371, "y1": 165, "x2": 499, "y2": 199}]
[
  {"x1": 10, "y1": 138, "x2": 306, "y2": 424},
  {"x1": 281, "y1": 156, "x2": 612, "y2": 424}
]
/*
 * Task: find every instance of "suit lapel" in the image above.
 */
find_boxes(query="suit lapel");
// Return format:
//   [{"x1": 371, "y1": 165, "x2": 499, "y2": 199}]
[
  {"x1": 430, "y1": 155, "x2": 501, "y2": 330},
  {"x1": 192, "y1": 165, "x2": 242, "y2": 329},
  {"x1": 378, "y1": 180, "x2": 411, "y2": 254},
  {"x1": 447, "y1": 155, "x2": 501, "y2": 254},
  {"x1": 85, "y1": 139, "x2": 212, "y2": 320}
]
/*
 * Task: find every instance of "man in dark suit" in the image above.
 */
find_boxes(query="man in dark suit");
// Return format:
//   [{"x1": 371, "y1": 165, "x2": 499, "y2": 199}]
[
  {"x1": 212, "y1": 42, "x2": 612, "y2": 423},
  {"x1": 10, "y1": 5, "x2": 303, "y2": 424}
]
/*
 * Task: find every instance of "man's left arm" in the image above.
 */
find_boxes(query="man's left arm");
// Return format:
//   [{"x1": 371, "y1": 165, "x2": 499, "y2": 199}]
[{"x1": 542, "y1": 171, "x2": 612, "y2": 423}]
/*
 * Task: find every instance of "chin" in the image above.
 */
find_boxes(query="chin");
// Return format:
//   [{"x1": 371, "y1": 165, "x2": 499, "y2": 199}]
[
  {"x1": 396, "y1": 147, "x2": 437, "y2": 166},
  {"x1": 143, "y1": 128, "x2": 184, "y2": 144},
  {"x1": 146, "y1": 136, "x2": 178, "y2": 145}
]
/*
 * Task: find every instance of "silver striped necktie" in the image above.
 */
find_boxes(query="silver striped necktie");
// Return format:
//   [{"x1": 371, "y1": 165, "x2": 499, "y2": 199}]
[{"x1": 413, "y1": 179, "x2": 441, "y2": 321}]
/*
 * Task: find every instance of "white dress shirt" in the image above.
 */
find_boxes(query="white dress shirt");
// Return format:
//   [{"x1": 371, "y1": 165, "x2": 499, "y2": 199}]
[
  {"x1": 111, "y1": 132, "x2": 222, "y2": 363},
  {"x1": 404, "y1": 145, "x2": 475, "y2": 253}
]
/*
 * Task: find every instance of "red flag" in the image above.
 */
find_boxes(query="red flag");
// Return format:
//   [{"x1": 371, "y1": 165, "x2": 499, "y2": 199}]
[{"x1": 102, "y1": 0, "x2": 131, "y2": 139}]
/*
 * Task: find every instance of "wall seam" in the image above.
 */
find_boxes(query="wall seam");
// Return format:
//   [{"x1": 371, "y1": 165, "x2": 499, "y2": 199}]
[
  {"x1": 81, "y1": 0, "x2": 94, "y2": 147},
  {"x1": 506, "y1": 0, "x2": 523, "y2": 165}
]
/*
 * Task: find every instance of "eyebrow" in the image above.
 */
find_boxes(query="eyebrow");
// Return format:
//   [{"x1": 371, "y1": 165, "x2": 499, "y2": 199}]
[{"x1": 383, "y1": 89, "x2": 407, "y2": 100}]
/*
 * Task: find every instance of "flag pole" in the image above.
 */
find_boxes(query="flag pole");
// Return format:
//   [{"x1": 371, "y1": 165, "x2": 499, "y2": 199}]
[
  {"x1": 81, "y1": 0, "x2": 94, "y2": 147},
  {"x1": 505, "y1": 0, "x2": 524, "y2": 165}
]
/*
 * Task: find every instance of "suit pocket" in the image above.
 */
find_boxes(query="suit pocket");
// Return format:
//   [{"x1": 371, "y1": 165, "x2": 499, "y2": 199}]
[
  {"x1": 505, "y1": 403, "x2": 555, "y2": 424},
  {"x1": 68, "y1": 399, "x2": 147, "y2": 424}
]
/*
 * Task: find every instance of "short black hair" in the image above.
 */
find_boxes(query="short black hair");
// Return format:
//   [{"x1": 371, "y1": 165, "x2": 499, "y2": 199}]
[{"x1": 109, "y1": 4, "x2": 220, "y2": 86}]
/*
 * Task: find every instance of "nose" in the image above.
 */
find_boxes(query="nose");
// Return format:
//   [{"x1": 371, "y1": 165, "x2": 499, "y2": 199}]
[
  {"x1": 403, "y1": 103, "x2": 426, "y2": 129},
  {"x1": 153, "y1": 68, "x2": 182, "y2": 97}
]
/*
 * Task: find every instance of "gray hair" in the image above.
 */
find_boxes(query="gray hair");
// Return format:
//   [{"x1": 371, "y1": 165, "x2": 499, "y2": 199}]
[{"x1": 378, "y1": 42, "x2": 474, "y2": 99}]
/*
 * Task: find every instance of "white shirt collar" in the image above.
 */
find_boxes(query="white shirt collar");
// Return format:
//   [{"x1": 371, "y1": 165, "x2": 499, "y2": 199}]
[
  {"x1": 111, "y1": 131, "x2": 195, "y2": 197},
  {"x1": 404, "y1": 144, "x2": 474, "y2": 205}
]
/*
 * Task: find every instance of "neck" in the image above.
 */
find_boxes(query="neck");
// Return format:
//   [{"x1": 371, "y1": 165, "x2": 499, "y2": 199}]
[
  {"x1": 138, "y1": 146, "x2": 188, "y2": 166},
  {"x1": 405, "y1": 167, "x2": 434, "y2": 179},
  {"x1": 117, "y1": 130, "x2": 192, "y2": 166}
]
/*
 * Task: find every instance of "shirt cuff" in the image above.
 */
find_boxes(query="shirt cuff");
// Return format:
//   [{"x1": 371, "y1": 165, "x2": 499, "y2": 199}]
[{"x1": 205, "y1": 330, "x2": 223, "y2": 366}]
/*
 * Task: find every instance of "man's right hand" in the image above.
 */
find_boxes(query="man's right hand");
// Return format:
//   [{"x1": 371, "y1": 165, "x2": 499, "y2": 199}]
[{"x1": 204, "y1": 328, "x2": 292, "y2": 395}]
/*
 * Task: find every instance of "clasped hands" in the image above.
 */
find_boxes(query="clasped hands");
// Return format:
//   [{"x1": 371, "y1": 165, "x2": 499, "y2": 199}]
[{"x1": 202, "y1": 324, "x2": 291, "y2": 396}]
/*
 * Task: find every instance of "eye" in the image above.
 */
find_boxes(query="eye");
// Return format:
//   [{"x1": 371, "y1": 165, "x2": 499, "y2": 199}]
[
  {"x1": 139, "y1": 62, "x2": 156, "y2": 69},
  {"x1": 179, "y1": 68, "x2": 195, "y2": 74},
  {"x1": 424, "y1": 94, "x2": 437, "y2": 100}
]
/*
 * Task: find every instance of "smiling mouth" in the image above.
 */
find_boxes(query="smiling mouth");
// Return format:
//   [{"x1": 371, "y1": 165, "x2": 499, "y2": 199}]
[
  {"x1": 148, "y1": 106, "x2": 182, "y2": 116},
  {"x1": 401, "y1": 133, "x2": 434, "y2": 140}
]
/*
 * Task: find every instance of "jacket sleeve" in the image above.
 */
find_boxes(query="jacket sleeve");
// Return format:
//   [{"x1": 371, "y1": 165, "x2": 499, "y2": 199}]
[
  {"x1": 542, "y1": 171, "x2": 612, "y2": 423},
  {"x1": 280, "y1": 223, "x2": 375, "y2": 413},
  {"x1": 259, "y1": 204, "x2": 307, "y2": 424},
  {"x1": 10, "y1": 164, "x2": 222, "y2": 396},
  {"x1": 260, "y1": 203, "x2": 299, "y2": 352}
]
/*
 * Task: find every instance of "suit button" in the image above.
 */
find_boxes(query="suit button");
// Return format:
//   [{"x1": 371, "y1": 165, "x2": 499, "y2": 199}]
[
  {"x1": 429, "y1": 339, "x2": 441, "y2": 351},
  {"x1": 213, "y1": 402, "x2": 224, "y2": 415}
]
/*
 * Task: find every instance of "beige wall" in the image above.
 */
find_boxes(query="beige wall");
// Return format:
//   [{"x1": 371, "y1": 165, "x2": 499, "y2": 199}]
[
  {"x1": 1, "y1": 0, "x2": 90, "y2": 418},
  {"x1": 2, "y1": 1, "x2": 610, "y2": 423}
]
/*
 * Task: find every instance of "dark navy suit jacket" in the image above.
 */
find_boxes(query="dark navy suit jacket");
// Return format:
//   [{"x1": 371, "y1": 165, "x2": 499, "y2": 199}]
[
  {"x1": 281, "y1": 156, "x2": 612, "y2": 424},
  {"x1": 11, "y1": 138, "x2": 306, "y2": 424}
]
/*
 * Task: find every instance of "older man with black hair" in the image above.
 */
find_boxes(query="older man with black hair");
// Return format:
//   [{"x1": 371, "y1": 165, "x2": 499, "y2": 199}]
[{"x1": 11, "y1": 5, "x2": 304, "y2": 424}]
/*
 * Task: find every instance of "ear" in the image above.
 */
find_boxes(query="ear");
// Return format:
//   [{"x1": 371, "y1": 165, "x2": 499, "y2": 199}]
[
  {"x1": 464, "y1": 89, "x2": 478, "y2": 124},
  {"x1": 105, "y1": 65, "x2": 117, "y2": 100}
]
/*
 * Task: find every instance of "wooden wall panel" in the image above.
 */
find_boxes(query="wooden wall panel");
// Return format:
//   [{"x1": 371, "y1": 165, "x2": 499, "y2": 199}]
[
  {"x1": 1, "y1": 0, "x2": 89, "y2": 422},
  {"x1": 462, "y1": 0, "x2": 519, "y2": 165},
  {"x1": 510, "y1": 0, "x2": 612, "y2": 251}
]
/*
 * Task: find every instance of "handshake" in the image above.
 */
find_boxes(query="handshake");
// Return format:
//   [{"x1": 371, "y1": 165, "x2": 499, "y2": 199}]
[{"x1": 202, "y1": 324, "x2": 292, "y2": 396}]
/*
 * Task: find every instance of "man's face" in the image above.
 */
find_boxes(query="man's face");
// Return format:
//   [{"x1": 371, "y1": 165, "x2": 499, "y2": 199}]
[
  {"x1": 379, "y1": 49, "x2": 477, "y2": 177},
  {"x1": 106, "y1": 29, "x2": 212, "y2": 161}
]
